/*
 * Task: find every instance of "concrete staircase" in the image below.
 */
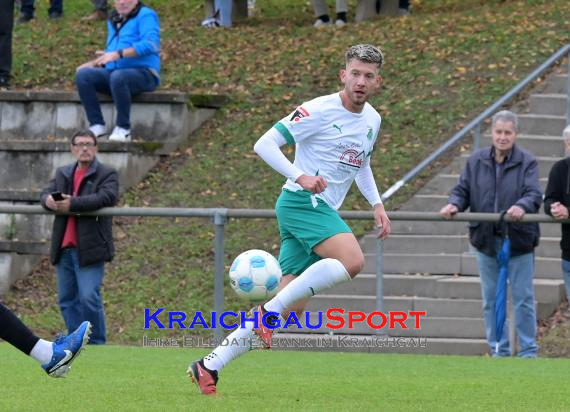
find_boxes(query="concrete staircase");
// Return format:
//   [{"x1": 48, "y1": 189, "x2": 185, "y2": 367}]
[
  {"x1": 277, "y1": 70, "x2": 568, "y2": 355},
  {"x1": 0, "y1": 90, "x2": 226, "y2": 293}
]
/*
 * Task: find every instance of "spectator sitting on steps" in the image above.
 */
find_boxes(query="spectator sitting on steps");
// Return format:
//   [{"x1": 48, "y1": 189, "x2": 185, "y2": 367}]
[{"x1": 75, "y1": 0, "x2": 160, "y2": 142}]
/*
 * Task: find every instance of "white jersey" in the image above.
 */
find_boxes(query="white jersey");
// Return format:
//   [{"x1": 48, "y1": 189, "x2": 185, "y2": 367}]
[{"x1": 273, "y1": 92, "x2": 382, "y2": 210}]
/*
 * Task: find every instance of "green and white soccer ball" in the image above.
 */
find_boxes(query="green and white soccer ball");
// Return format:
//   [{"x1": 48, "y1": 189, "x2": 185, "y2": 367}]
[{"x1": 229, "y1": 249, "x2": 282, "y2": 301}]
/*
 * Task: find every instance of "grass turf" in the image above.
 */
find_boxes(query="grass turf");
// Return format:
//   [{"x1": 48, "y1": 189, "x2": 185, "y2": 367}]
[{"x1": 1, "y1": 344, "x2": 570, "y2": 411}]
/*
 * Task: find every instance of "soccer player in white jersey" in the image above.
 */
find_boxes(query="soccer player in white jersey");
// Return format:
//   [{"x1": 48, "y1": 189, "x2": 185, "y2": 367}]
[{"x1": 188, "y1": 44, "x2": 391, "y2": 395}]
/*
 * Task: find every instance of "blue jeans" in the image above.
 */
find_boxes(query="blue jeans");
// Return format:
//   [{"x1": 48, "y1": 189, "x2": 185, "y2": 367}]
[
  {"x1": 215, "y1": 0, "x2": 233, "y2": 27},
  {"x1": 56, "y1": 248, "x2": 106, "y2": 344},
  {"x1": 475, "y1": 239, "x2": 538, "y2": 358},
  {"x1": 75, "y1": 67, "x2": 158, "y2": 130},
  {"x1": 561, "y1": 259, "x2": 570, "y2": 300},
  {"x1": 21, "y1": 0, "x2": 62, "y2": 17}
]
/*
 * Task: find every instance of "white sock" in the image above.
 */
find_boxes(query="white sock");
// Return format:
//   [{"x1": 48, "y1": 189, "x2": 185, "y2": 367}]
[
  {"x1": 203, "y1": 323, "x2": 256, "y2": 372},
  {"x1": 29, "y1": 339, "x2": 53, "y2": 365},
  {"x1": 264, "y1": 258, "x2": 350, "y2": 315}
]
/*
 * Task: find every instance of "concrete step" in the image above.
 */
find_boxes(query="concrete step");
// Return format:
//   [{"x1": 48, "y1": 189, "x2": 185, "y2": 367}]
[
  {"x1": 418, "y1": 174, "x2": 548, "y2": 196},
  {"x1": 459, "y1": 253, "x2": 562, "y2": 279},
  {"x1": 0, "y1": 240, "x2": 49, "y2": 254},
  {"x1": 322, "y1": 274, "x2": 443, "y2": 297},
  {"x1": 415, "y1": 174, "x2": 460, "y2": 195},
  {"x1": 0, "y1": 203, "x2": 52, "y2": 241},
  {"x1": 480, "y1": 134, "x2": 564, "y2": 158},
  {"x1": 518, "y1": 114, "x2": 567, "y2": 136},
  {"x1": 0, "y1": 189, "x2": 41, "y2": 202},
  {"x1": 363, "y1": 252, "x2": 563, "y2": 279},
  {"x1": 530, "y1": 93, "x2": 568, "y2": 116},
  {"x1": 364, "y1": 234, "x2": 468, "y2": 254},
  {"x1": 282, "y1": 312, "x2": 485, "y2": 338},
  {"x1": 0, "y1": 253, "x2": 42, "y2": 294},
  {"x1": 400, "y1": 194, "x2": 448, "y2": 211},
  {"x1": 306, "y1": 295, "x2": 483, "y2": 318},
  {"x1": 273, "y1": 333, "x2": 489, "y2": 355},
  {"x1": 0, "y1": 149, "x2": 157, "y2": 193},
  {"x1": 542, "y1": 222, "x2": 562, "y2": 238},
  {"x1": 542, "y1": 74, "x2": 568, "y2": 94},
  {"x1": 390, "y1": 220, "x2": 469, "y2": 235},
  {"x1": 362, "y1": 234, "x2": 561, "y2": 258},
  {"x1": 272, "y1": 333, "x2": 488, "y2": 356},
  {"x1": 451, "y1": 154, "x2": 558, "y2": 178},
  {"x1": 306, "y1": 294, "x2": 556, "y2": 321},
  {"x1": 0, "y1": 90, "x2": 221, "y2": 143},
  {"x1": 390, "y1": 219, "x2": 560, "y2": 237},
  {"x1": 324, "y1": 274, "x2": 565, "y2": 304}
]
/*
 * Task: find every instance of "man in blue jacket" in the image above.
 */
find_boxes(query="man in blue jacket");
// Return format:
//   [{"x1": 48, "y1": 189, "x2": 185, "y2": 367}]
[
  {"x1": 75, "y1": 0, "x2": 160, "y2": 142},
  {"x1": 440, "y1": 110, "x2": 542, "y2": 358},
  {"x1": 41, "y1": 129, "x2": 119, "y2": 344}
]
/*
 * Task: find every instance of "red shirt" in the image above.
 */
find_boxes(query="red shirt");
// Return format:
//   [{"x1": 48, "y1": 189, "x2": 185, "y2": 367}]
[{"x1": 61, "y1": 166, "x2": 88, "y2": 248}]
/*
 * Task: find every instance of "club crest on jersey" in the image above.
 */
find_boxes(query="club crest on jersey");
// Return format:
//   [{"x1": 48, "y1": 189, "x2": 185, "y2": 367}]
[
  {"x1": 290, "y1": 106, "x2": 310, "y2": 122},
  {"x1": 366, "y1": 127, "x2": 373, "y2": 140}
]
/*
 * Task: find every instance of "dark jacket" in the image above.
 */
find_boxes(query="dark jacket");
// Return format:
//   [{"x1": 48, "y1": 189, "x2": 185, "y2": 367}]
[
  {"x1": 544, "y1": 157, "x2": 570, "y2": 261},
  {"x1": 448, "y1": 144, "x2": 542, "y2": 257},
  {"x1": 40, "y1": 158, "x2": 119, "y2": 267}
]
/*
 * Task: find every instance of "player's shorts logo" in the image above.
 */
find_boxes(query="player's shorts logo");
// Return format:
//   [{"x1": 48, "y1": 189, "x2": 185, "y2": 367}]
[{"x1": 290, "y1": 106, "x2": 310, "y2": 122}]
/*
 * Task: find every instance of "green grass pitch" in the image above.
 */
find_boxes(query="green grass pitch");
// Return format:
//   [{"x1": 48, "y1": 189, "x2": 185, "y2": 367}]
[{"x1": 2, "y1": 344, "x2": 570, "y2": 411}]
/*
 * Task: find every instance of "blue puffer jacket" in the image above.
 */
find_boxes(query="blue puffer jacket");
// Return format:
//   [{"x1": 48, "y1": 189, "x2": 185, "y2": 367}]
[
  {"x1": 448, "y1": 144, "x2": 542, "y2": 257},
  {"x1": 105, "y1": 5, "x2": 160, "y2": 82}
]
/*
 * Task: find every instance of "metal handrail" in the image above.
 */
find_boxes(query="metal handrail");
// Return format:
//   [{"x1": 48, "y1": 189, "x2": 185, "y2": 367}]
[
  {"x1": 382, "y1": 43, "x2": 570, "y2": 202},
  {"x1": 1, "y1": 204, "x2": 566, "y2": 342},
  {"x1": 0, "y1": 204, "x2": 564, "y2": 223}
]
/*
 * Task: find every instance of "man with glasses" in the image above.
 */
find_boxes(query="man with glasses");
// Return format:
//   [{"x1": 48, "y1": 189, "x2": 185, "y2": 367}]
[{"x1": 41, "y1": 129, "x2": 119, "y2": 345}]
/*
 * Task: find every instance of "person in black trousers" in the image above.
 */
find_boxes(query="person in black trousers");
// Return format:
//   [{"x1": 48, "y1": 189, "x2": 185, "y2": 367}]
[
  {"x1": 19, "y1": 0, "x2": 63, "y2": 23},
  {"x1": 0, "y1": 0, "x2": 14, "y2": 87}
]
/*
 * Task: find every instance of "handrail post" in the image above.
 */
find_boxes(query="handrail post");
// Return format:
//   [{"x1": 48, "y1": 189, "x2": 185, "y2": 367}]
[
  {"x1": 566, "y1": 50, "x2": 570, "y2": 126},
  {"x1": 212, "y1": 208, "x2": 228, "y2": 341},
  {"x1": 474, "y1": 122, "x2": 481, "y2": 151},
  {"x1": 375, "y1": 235, "x2": 386, "y2": 336}
]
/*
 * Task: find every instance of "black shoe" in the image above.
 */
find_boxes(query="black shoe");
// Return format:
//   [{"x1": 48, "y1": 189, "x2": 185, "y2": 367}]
[
  {"x1": 17, "y1": 14, "x2": 34, "y2": 24},
  {"x1": 49, "y1": 11, "x2": 63, "y2": 19},
  {"x1": 0, "y1": 77, "x2": 10, "y2": 89}
]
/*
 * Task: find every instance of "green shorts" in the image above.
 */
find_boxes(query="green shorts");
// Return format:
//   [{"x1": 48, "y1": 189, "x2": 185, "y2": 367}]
[{"x1": 275, "y1": 189, "x2": 352, "y2": 276}]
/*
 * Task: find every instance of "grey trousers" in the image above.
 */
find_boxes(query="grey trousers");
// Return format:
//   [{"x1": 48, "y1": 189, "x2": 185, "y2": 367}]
[{"x1": 312, "y1": 0, "x2": 348, "y2": 17}]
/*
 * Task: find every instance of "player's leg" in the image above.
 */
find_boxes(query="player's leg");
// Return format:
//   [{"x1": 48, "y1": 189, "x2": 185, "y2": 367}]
[
  {"x1": 0, "y1": 302, "x2": 91, "y2": 377},
  {"x1": 187, "y1": 211, "x2": 313, "y2": 394},
  {"x1": 313, "y1": 232, "x2": 364, "y2": 277},
  {"x1": 0, "y1": 302, "x2": 42, "y2": 357},
  {"x1": 261, "y1": 233, "x2": 359, "y2": 318},
  {"x1": 278, "y1": 274, "x2": 309, "y2": 319},
  {"x1": 254, "y1": 191, "x2": 358, "y2": 344}
]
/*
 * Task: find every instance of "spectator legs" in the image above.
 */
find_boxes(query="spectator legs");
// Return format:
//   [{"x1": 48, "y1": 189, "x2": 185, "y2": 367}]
[
  {"x1": 76, "y1": 67, "x2": 112, "y2": 127},
  {"x1": 56, "y1": 249, "x2": 107, "y2": 345},
  {"x1": 48, "y1": 0, "x2": 63, "y2": 15},
  {"x1": 109, "y1": 68, "x2": 158, "y2": 130}
]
